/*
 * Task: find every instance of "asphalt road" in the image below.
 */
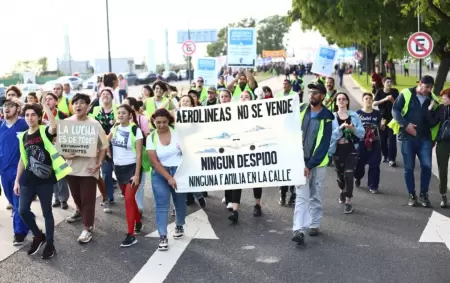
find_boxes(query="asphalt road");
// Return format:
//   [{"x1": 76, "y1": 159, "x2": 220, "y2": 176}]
[{"x1": 1, "y1": 75, "x2": 449, "y2": 283}]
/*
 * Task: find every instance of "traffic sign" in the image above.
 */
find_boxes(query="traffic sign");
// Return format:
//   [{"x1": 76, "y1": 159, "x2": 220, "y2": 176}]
[
  {"x1": 407, "y1": 32, "x2": 433, "y2": 59},
  {"x1": 182, "y1": 40, "x2": 196, "y2": 56},
  {"x1": 354, "y1": 50, "x2": 363, "y2": 61},
  {"x1": 354, "y1": 50, "x2": 364, "y2": 61}
]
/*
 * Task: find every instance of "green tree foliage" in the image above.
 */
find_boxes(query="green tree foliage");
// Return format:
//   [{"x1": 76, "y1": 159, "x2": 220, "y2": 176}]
[
  {"x1": 206, "y1": 16, "x2": 290, "y2": 57},
  {"x1": 37, "y1": 57, "x2": 48, "y2": 72},
  {"x1": 289, "y1": 0, "x2": 450, "y2": 93}
]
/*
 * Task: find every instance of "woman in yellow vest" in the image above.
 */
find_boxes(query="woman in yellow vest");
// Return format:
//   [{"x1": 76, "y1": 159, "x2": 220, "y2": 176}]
[{"x1": 14, "y1": 102, "x2": 71, "y2": 259}]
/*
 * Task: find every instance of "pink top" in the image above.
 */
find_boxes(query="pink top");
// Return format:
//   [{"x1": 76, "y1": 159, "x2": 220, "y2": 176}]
[
  {"x1": 134, "y1": 114, "x2": 149, "y2": 135},
  {"x1": 119, "y1": 79, "x2": 127, "y2": 90}
]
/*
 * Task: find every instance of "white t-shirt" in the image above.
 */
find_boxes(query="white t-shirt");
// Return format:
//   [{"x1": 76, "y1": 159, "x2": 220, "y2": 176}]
[
  {"x1": 111, "y1": 125, "x2": 143, "y2": 166},
  {"x1": 146, "y1": 131, "x2": 182, "y2": 167}
]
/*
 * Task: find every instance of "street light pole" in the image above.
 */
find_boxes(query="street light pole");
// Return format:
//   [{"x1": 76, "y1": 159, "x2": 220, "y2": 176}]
[
  {"x1": 106, "y1": 0, "x2": 112, "y2": 72},
  {"x1": 417, "y1": 0, "x2": 422, "y2": 79}
]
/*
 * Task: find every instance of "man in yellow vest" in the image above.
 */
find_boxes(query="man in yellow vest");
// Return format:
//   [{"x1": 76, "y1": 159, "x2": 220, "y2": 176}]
[
  {"x1": 391, "y1": 75, "x2": 436, "y2": 207},
  {"x1": 195, "y1": 77, "x2": 208, "y2": 103},
  {"x1": 145, "y1": 81, "x2": 178, "y2": 122},
  {"x1": 53, "y1": 83, "x2": 72, "y2": 116},
  {"x1": 276, "y1": 80, "x2": 297, "y2": 98},
  {"x1": 292, "y1": 82, "x2": 333, "y2": 246},
  {"x1": 14, "y1": 102, "x2": 71, "y2": 259},
  {"x1": 227, "y1": 70, "x2": 257, "y2": 101}
]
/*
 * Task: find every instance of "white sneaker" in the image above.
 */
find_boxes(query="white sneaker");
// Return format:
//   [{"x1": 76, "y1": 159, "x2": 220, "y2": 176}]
[
  {"x1": 77, "y1": 230, "x2": 92, "y2": 243},
  {"x1": 103, "y1": 201, "x2": 112, "y2": 213},
  {"x1": 226, "y1": 203, "x2": 233, "y2": 210},
  {"x1": 221, "y1": 197, "x2": 226, "y2": 204}
]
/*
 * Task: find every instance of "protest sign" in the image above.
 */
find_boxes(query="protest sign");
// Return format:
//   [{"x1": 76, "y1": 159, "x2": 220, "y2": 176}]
[
  {"x1": 174, "y1": 96, "x2": 305, "y2": 192},
  {"x1": 310, "y1": 46, "x2": 338, "y2": 77},
  {"x1": 56, "y1": 120, "x2": 99, "y2": 157}
]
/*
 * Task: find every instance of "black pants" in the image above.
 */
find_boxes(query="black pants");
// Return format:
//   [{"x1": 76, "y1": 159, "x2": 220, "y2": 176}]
[
  {"x1": 253, "y1": 188, "x2": 262, "y2": 199},
  {"x1": 333, "y1": 143, "x2": 358, "y2": 198},
  {"x1": 280, "y1": 185, "x2": 295, "y2": 197},
  {"x1": 225, "y1": 189, "x2": 242, "y2": 204},
  {"x1": 380, "y1": 127, "x2": 397, "y2": 162},
  {"x1": 436, "y1": 141, "x2": 450, "y2": 195}
]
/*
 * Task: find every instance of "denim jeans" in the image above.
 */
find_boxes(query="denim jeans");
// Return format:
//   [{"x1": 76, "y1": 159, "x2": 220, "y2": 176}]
[
  {"x1": 101, "y1": 159, "x2": 114, "y2": 201},
  {"x1": 293, "y1": 167, "x2": 326, "y2": 233},
  {"x1": 53, "y1": 178, "x2": 69, "y2": 202},
  {"x1": 400, "y1": 138, "x2": 432, "y2": 195},
  {"x1": 151, "y1": 166, "x2": 186, "y2": 237},
  {"x1": 355, "y1": 141, "x2": 382, "y2": 190},
  {"x1": 19, "y1": 183, "x2": 54, "y2": 244}
]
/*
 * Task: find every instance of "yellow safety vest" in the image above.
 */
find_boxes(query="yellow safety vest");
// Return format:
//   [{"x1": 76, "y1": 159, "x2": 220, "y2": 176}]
[
  {"x1": 89, "y1": 105, "x2": 118, "y2": 120},
  {"x1": 57, "y1": 97, "x2": 71, "y2": 116},
  {"x1": 18, "y1": 126, "x2": 72, "y2": 181},
  {"x1": 387, "y1": 88, "x2": 440, "y2": 141},
  {"x1": 145, "y1": 97, "x2": 169, "y2": 122},
  {"x1": 198, "y1": 88, "x2": 208, "y2": 102},
  {"x1": 275, "y1": 90, "x2": 297, "y2": 98},
  {"x1": 325, "y1": 91, "x2": 337, "y2": 111},
  {"x1": 299, "y1": 103, "x2": 329, "y2": 167},
  {"x1": 232, "y1": 84, "x2": 254, "y2": 101}
]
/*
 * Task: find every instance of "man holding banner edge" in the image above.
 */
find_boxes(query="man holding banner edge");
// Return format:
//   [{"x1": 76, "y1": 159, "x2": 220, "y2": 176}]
[{"x1": 292, "y1": 82, "x2": 334, "y2": 245}]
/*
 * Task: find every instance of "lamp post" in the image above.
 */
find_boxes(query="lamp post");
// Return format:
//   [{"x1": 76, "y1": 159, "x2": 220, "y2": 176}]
[{"x1": 106, "y1": 0, "x2": 112, "y2": 72}]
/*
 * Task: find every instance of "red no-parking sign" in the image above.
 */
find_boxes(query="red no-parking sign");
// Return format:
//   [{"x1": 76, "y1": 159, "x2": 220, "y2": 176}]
[
  {"x1": 354, "y1": 50, "x2": 364, "y2": 61},
  {"x1": 182, "y1": 40, "x2": 196, "y2": 56},
  {"x1": 407, "y1": 32, "x2": 433, "y2": 59}
]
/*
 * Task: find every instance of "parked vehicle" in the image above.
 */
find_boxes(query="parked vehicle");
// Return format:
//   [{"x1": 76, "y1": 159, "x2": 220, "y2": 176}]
[
  {"x1": 135, "y1": 72, "x2": 157, "y2": 85},
  {"x1": 122, "y1": 72, "x2": 138, "y2": 85},
  {"x1": 42, "y1": 80, "x2": 58, "y2": 92},
  {"x1": 162, "y1": 71, "x2": 178, "y2": 82},
  {"x1": 83, "y1": 74, "x2": 102, "y2": 90},
  {"x1": 58, "y1": 76, "x2": 84, "y2": 90}
]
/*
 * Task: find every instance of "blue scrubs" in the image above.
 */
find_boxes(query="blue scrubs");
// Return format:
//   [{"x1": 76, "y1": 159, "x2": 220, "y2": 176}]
[{"x1": 0, "y1": 118, "x2": 31, "y2": 236}]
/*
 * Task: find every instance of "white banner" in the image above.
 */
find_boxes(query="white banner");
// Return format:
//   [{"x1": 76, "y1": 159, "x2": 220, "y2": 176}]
[
  {"x1": 227, "y1": 27, "x2": 257, "y2": 67},
  {"x1": 196, "y1": 58, "x2": 219, "y2": 87},
  {"x1": 174, "y1": 96, "x2": 306, "y2": 192},
  {"x1": 311, "y1": 46, "x2": 338, "y2": 77}
]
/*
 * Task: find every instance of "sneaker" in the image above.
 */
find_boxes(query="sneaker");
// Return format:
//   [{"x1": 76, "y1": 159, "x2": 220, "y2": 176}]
[
  {"x1": 228, "y1": 210, "x2": 239, "y2": 223},
  {"x1": 441, "y1": 195, "x2": 448, "y2": 208},
  {"x1": 308, "y1": 228, "x2": 319, "y2": 236},
  {"x1": 226, "y1": 202, "x2": 233, "y2": 211},
  {"x1": 419, "y1": 193, "x2": 431, "y2": 208},
  {"x1": 173, "y1": 226, "x2": 184, "y2": 239},
  {"x1": 408, "y1": 194, "x2": 418, "y2": 207},
  {"x1": 253, "y1": 204, "x2": 262, "y2": 217},
  {"x1": 355, "y1": 179, "x2": 361, "y2": 188},
  {"x1": 66, "y1": 211, "x2": 82, "y2": 223},
  {"x1": 158, "y1": 236, "x2": 168, "y2": 251},
  {"x1": 13, "y1": 234, "x2": 26, "y2": 246},
  {"x1": 41, "y1": 243, "x2": 55, "y2": 260},
  {"x1": 61, "y1": 201, "x2": 68, "y2": 210},
  {"x1": 370, "y1": 189, "x2": 378, "y2": 194},
  {"x1": 6, "y1": 203, "x2": 12, "y2": 210},
  {"x1": 288, "y1": 194, "x2": 296, "y2": 206},
  {"x1": 120, "y1": 234, "x2": 138, "y2": 248},
  {"x1": 28, "y1": 233, "x2": 46, "y2": 255},
  {"x1": 279, "y1": 196, "x2": 286, "y2": 206},
  {"x1": 389, "y1": 161, "x2": 397, "y2": 167},
  {"x1": 198, "y1": 197, "x2": 207, "y2": 209},
  {"x1": 221, "y1": 197, "x2": 226, "y2": 204},
  {"x1": 292, "y1": 230, "x2": 305, "y2": 245},
  {"x1": 339, "y1": 192, "x2": 345, "y2": 204},
  {"x1": 344, "y1": 203, "x2": 353, "y2": 214},
  {"x1": 134, "y1": 222, "x2": 143, "y2": 235},
  {"x1": 52, "y1": 200, "x2": 61, "y2": 208},
  {"x1": 103, "y1": 201, "x2": 112, "y2": 213},
  {"x1": 77, "y1": 230, "x2": 92, "y2": 243}
]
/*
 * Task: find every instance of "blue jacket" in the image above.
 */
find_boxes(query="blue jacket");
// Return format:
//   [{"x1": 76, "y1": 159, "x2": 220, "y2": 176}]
[
  {"x1": 328, "y1": 110, "x2": 365, "y2": 155},
  {"x1": 300, "y1": 104, "x2": 334, "y2": 169},
  {"x1": 0, "y1": 118, "x2": 29, "y2": 174}
]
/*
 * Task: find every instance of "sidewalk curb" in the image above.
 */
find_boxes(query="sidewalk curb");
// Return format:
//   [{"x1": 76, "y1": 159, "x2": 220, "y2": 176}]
[{"x1": 343, "y1": 75, "x2": 446, "y2": 189}]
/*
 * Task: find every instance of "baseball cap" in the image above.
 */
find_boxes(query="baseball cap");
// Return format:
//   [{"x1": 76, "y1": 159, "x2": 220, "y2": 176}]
[
  {"x1": 207, "y1": 86, "x2": 217, "y2": 93},
  {"x1": 307, "y1": 82, "x2": 327, "y2": 94},
  {"x1": 420, "y1": 75, "x2": 435, "y2": 85}
]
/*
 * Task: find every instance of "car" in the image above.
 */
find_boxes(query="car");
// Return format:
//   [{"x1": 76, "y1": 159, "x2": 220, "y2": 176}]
[
  {"x1": 122, "y1": 72, "x2": 138, "y2": 86},
  {"x1": 42, "y1": 80, "x2": 58, "y2": 92},
  {"x1": 83, "y1": 74, "x2": 101, "y2": 90},
  {"x1": 58, "y1": 76, "x2": 83, "y2": 90},
  {"x1": 135, "y1": 72, "x2": 157, "y2": 85},
  {"x1": 162, "y1": 71, "x2": 178, "y2": 82}
]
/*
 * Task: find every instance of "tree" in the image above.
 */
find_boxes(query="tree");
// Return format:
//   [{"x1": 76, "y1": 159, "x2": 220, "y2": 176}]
[
  {"x1": 37, "y1": 57, "x2": 48, "y2": 72},
  {"x1": 289, "y1": 0, "x2": 450, "y2": 93},
  {"x1": 257, "y1": 15, "x2": 291, "y2": 55}
]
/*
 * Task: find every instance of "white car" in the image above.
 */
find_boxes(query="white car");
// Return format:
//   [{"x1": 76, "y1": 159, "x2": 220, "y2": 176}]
[
  {"x1": 57, "y1": 76, "x2": 83, "y2": 90},
  {"x1": 42, "y1": 80, "x2": 58, "y2": 92}
]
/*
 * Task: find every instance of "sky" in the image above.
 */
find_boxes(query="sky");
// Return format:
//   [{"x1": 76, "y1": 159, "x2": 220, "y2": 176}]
[{"x1": 0, "y1": 0, "x2": 328, "y2": 75}]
